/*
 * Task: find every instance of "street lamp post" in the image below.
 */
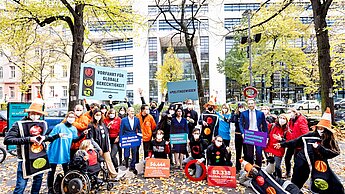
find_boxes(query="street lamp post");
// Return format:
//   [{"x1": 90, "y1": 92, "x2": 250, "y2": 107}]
[{"x1": 243, "y1": 10, "x2": 253, "y2": 86}]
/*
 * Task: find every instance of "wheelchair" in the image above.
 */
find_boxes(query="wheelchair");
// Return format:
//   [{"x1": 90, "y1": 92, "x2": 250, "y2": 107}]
[{"x1": 54, "y1": 155, "x2": 114, "y2": 193}]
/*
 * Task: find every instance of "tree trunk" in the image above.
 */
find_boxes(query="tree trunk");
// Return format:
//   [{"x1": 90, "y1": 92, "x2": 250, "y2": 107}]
[
  {"x1": 68, "y1": 4, "x2": 85, "y2": 111},
  {"x1": 185, "y1": 36, "x2": 205, "y2": 108},
  {"x1": 311, "y1": 1, "x2": 334, "y2": 122}
]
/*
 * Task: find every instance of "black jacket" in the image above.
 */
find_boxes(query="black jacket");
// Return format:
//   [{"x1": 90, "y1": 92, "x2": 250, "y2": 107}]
[
  {"x1": 189, "y1": 137, "x2": 208, "y2": 160},
  {"x1": 4, "y1": 117, "x2": 60, "y2": 160},
  {"x1": 206, "y1": 143, "x2": 232, "y2": 166},
  {"x1": 183, "y1": 108, "x2": 198, "y2": 137}
]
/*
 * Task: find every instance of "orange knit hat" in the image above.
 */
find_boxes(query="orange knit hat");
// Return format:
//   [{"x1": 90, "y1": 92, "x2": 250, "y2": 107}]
[{"x1": 315, "y1": 107, "x2": 334, "y2": 133}]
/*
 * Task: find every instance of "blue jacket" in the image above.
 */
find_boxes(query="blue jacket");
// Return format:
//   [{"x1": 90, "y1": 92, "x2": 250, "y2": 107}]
[
  {"x1": 239, "y1": 109, "x2": 268, "y2": 134},
  {"x1": 119, "y1": 116, "x2": 142, "y2": 137}
]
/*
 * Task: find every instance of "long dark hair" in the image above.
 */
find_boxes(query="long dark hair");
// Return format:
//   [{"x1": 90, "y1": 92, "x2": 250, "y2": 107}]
[
  {"x1": 91, "y1": 109, "x2": 104, "y2": 128},
  {"x1": 321, "y1": 129, "x2": 340, "y2": 153}
]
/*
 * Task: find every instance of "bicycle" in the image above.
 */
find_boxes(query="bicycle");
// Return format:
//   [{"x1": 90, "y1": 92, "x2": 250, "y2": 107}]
[{"x1": 0, "y1": 147, "x2": 6, "y2": 163}]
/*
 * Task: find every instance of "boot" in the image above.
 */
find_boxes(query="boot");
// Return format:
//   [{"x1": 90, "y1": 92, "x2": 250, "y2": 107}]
[{"x1": 125, "y1": 158, "x2": 129, "y2": 168}]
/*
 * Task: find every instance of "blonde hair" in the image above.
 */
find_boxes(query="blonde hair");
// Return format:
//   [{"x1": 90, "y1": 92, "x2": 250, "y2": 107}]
[{"x1": 79, "y1": 139, "x2": 92, "y2": 150}]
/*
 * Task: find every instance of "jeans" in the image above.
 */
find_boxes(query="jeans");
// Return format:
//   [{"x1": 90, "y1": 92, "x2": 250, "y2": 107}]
[
  {"x1": 183, "y1": 157, "x2": 203, "y2": 178},
  {"x1": 14, "y1": 161, "x2": 43, "y2": 194},
  {"x1": 47, "y1": 163, "x2": 69, "y2": 190},
  {"x1": 235, "y1": 134, "x2": 244, "y2": 173},
  {"x1": 124, "y1": 146, "x2": 138, "y2": 169},
  {"x1": 110, "y1": 143, "x2": 119, "y2": 168}
]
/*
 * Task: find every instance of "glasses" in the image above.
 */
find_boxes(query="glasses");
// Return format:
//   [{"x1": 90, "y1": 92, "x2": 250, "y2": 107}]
[
  {"x1": 216, "y1": 140, "x2": 223, "y2": 143},
  {"x1": 193, "y1": 133, "x2": 200, "y2": 135}
]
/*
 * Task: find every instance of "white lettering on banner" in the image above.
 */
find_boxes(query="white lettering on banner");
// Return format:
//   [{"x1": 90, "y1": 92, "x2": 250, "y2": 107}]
[{"x1": 149, "y1": 162, "x2": 166, "y2": 167}]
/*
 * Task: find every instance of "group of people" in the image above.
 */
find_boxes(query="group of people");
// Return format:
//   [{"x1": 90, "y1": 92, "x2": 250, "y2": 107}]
[{"x1": 3, "y1": 90, "x2": 344, "y2": 194}]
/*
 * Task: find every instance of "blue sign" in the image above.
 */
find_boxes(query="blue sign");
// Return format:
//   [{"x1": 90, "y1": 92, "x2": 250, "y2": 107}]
[
  {"x1": 7, "y1": 102, "x2": 31, "y2": 151},
  {"x1": 170, "y1": 133, "x2": 188, "y2": 144},
  {"x1": 243, "y1": 130, "x2": 268, "y2": 148},
  {"x1": 79, "y1": 63, "x2": 127, "y2": 101},
  {"x1": 120, "y1": 134, "x2": 142, "y2": 148},
  {"x1": 167, "y1": 80, "x2": 198, "y2": 103}
]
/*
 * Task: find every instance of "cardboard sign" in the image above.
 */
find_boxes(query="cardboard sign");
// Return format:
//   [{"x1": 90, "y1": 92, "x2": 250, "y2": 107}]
[
  {"x1": 144, "y1": 158, "x2": 170, "y2": 178},
  {"x1": 167, "y1": 80, "x2": 198, "y2": 102},
  {"x1": 207, "y1": 166, "x2": 236, "y2": 188},
  {"x1": 79, "y1": 63, "x2": 127, "y2": 101},
  {"x1": 120, "y1": 134, "x2": 142, "y2": 148},
  {"x1": 170, "y1": 133, "x2": 188, "y2": 144},
  {"x1": 243, "y1": 130, "x2": 268, "y2": 147}
]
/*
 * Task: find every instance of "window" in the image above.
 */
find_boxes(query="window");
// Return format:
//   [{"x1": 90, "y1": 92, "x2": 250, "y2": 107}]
[
  {"x1": 50, "y1": 86, "x2": 55, "y2": 97},
  {"x1": 0, "y1": 67, "x2": 3, "y2": 79},
  {"x1": 224, "y1": 18, "x2": 241, "y2": 28},
  {"x1": 300, "y1": 17, "x2": 313, "y2": 24},
  {"x1": 89, "y1": 21, "x2": 133, "y2": 32},
  {"x1": 225, "y1": 37, "x2": 235, "y2": 54},
  {"x1": 127, "y1": 72, "x2": 133, "y2": 84},
  {"x1": 103, "y1": 38, "x2": 133, "y2": 51},
  {"x1": 0, "y1": 87, "x2": 3, "y2": 99},
  {"x1": 126, "y1": 90, "x2": 134, "y2": 104},
  {"x1": 224, "y1": 3, "x2": 260, "y2": 12},
  {"x1": 62, "y1": 65, "x2": 68, "y2": 77},
  {"x1": 148, "y1": 20, "x2": 157, "y2": 31},
  {"x1": 62, "y1": 86, "x2": 68, "y2": 97},
  {"x1": 114, "y1": 55, "x2": 133, "y2": 67},
  {"x1": 10, "y1": 66, "x2": 15, "y2": 78},
  {"x1": 148, "y1": 5, "x2": 158, "y2": 15},
  {"x1": 50, "y1": 66, "x2": 55, "y2": 77},
  {"x1": 159, "y1": 20, "x2": 180, "y2": 31},
  {"x1": 9, "y1": 87, "x2": 15, "y2": 98},
  {"x1": 200, "y1": 19, "x2": 209, "y2": 30}
]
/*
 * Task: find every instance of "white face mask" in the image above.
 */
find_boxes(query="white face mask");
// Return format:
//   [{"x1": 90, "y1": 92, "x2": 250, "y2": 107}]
[
  {"x1": 67, "y1": 118, "x2": 75, "y2": 124},
  {"x1": 156, "y1": 134, "x2": 164, "y2": 139},
  {"x1": 169, "y1": 110, "x2": 175, "y2": 115},
  {"x1": 222, "y1": 108, "x2": 228, "y2": 113},
  {"x1": 145, "y1": 110, "x2": 150, "y2": 114},
  {"x1": 119, "y1": 110, "x2": 125, "y2": 115},
  {"x1": 101, "y1": 109, "x2": 107, "y2": 114},
  {"x1": 290, "y1": 113, "x2": 296, "y2": 119},
  {"x1": 187, "y1": 105, "x2": 193, "y2": 109},
  {"x1": 94, "y1": 116, "x2": 102, "y2": 121},
  {"x1": 109, "y1": 114, "x2": 115, "y2": 119},
  {"x1": 30, "y1": 114, "x2": 41, "y2": 121},
  {"x1": 193, "y1": 134, "x2": 200, "y2": 140},
  {"x1": 215, "y1": 141, "x2": 222, "y2": 147},
  {"x1": 279, "y1": 118, "x2": 287, "y2": 126},
  {"x1": 239, "y1": 108, "x2": 245, "y2": 112},
  {"x1": 75, "y1": 110, "x2": 83, "y2": 116},
  {"x1": 317, "y1": 129, "x2": 324, "y2": 136}
]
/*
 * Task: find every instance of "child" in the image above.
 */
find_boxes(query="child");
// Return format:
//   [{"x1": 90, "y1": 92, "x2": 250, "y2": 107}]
[
  {"x1": 206, "y1": 136, "x2": 232, "y2": 166},
  {"x1": 147, "y1": 130, "x2": 170, "y2": 159}
]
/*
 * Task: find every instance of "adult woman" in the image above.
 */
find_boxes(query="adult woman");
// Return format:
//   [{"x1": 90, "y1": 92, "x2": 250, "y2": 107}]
[
  {"x1": 87, "y1": 109, "x2": 117, "y2": 177},
  {"x1": 264, "y1": 114, "x2": 290, "y2": 178},
  {"x1": 231, "y1": 103, "x2": 245, "y2": 173},
  {"x1": 47, "y1": 111, "x2": 86, "y2": 193},
  {"x1": 216, "y1": 103, "x2": 231, "y2": 147},
  {"x1": 206, "y1": 136, "x2": 232, "y2": 166},
  {"x1": 104, "y1": 108, "x2": 121, "y2": 170},
  {"x1": 170, "y1": 107, "x2": 188, "y2": 169},
  {"x1": 118, "y1": 106, "x2": 127, "y2": 119},
  {"x1": 274, "y1": 108, "x2": 343, "y2": 193}
]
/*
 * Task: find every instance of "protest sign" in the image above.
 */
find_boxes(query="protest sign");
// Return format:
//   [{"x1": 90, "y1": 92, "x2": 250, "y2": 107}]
[
  {"x1": 120, "y1": 134, "x2": 141, "y2": 148},
  {"x1": 79, "y1": 63, "x2": 127, "y2": 101},
  {"x1": 144, "y1": 158, "x2": 170, "y2": 178},
  {"x1": 243, "y1": 130, "x2": 268, "y2": 147},
  {"x1": 207, "y1": 166, "x2": 236, "y2": 188},
  {"x1": 167, "y1": 80, "x2": 198, "y2": 102},
  {"x1": 170, "y1": 133, "x2": 188, "y2": 144}
]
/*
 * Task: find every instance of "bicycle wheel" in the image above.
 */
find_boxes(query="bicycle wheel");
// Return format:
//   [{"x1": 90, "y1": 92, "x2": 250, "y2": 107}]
[{"x1": 0, "y1": 147, "x2": 6, "y2": 163}]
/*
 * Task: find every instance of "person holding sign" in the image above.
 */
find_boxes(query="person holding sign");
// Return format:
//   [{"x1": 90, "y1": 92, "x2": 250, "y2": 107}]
[
  {"x1": 4, "y1": 95, "x2": 62, "y2": 194},
  {"x1": 239, "y1": 98, "x2": 268, "y2": 167},
  {"x1": 183, "y1": 128, "x2": 208, "y2": 178},
  {"x1": 147, "y1": 130, "x2": 170, "y2": 159},
  {"x1": 119, "y1": 107, "x2": 142, "y2": 174},
  {"x1": 183, "y1": 99, "x2": 198, "y2": 139},
  {"x1": 206, "y1": 136, "x2": 232, "y2": 166},
  {"x1": 170, "y1": 107, "x2": 188, "y2": 169},
  {"x1": 199, "y1": 100, "x2": 220, "y2": 145}
]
